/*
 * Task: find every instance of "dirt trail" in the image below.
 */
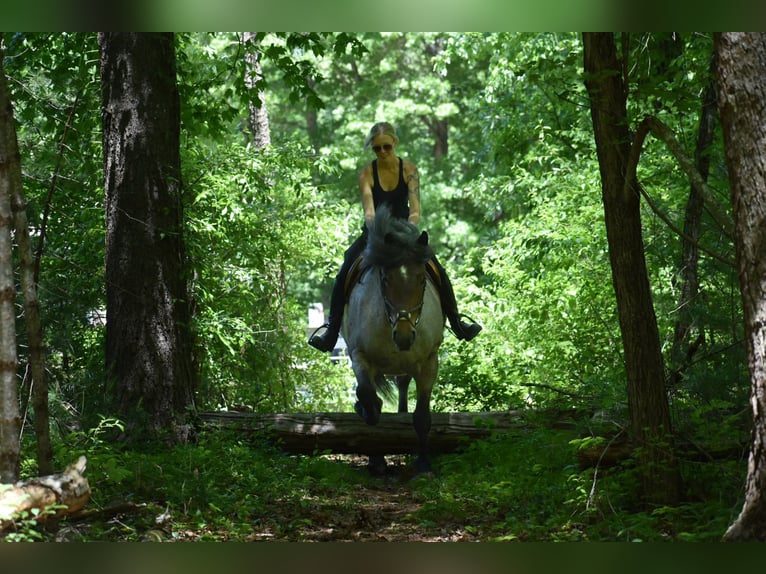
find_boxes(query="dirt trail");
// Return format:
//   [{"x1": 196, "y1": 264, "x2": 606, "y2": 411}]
[{"x1": 248, "y1": 455, "x2": 481, "y2": 542}]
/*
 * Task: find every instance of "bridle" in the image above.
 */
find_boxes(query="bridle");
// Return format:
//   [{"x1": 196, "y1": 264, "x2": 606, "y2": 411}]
[{"x1": 379, "y1": 267, "x2": 427, "y2": 331}]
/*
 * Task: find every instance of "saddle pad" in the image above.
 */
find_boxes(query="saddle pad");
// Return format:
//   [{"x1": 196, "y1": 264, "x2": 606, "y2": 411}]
[{"x1": 344, "y1": 256, "x2": 366, "y2": 300}]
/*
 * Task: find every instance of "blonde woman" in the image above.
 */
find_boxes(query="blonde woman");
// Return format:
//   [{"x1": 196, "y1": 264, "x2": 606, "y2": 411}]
[{"x1": 309, "y1": 122, "x2": 481, "y2": 352}]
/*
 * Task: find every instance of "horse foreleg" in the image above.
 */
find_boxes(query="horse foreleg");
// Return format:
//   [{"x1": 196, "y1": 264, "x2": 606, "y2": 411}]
[
  {"x1": 396, "y1": 375, "x2": 412, "y2": 413},
  {"x1": 412, "y1": 392, "x2": 433, "y2": 474},
  {"x1": 412, "y1": 355, "x2": 438, "y2": 474},
  {"x1": 352, "y1": 362, "x2": 382, "y2": 426},
  {"x1": 367, "y1": 454, "x2": 387, "y2": 476},
  {"x1": 352, "y1": 366, "x2": 387, "y2": 475}
]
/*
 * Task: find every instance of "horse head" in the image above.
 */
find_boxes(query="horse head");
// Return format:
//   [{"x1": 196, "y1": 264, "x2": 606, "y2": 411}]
[
  {"x1": 380, "y1": 262, "x2": 427, "y2": 351},
  {"x1": 376, "y1": 227, "x2": 429, "y2": 351},
  {"x1": 363, "y1": 208, "x2": 435, "y2": 351}
]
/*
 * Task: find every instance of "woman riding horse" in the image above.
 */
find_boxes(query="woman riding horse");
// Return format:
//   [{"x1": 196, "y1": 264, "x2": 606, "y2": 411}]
[
  {"x1": 344, "y1": 204, "x2": 444, "y2": 473},
  {"x1": 308, "y1": 121, "x2": 481, "y2": 352}
]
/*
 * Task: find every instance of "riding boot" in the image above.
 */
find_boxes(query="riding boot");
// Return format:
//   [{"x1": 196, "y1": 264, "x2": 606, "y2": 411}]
[
  {"x1": 309, "y1": 232, "x2": 367, "y2": 353},
  {"x1": 308, "y1": 277, "x2": 345, "y2": 352},
  {"x1": 308, "y1": 321, "x2": 340, "y2": 352},
  {"x1": 435, "y1": 259, "x2": 482, "y2": 341}
]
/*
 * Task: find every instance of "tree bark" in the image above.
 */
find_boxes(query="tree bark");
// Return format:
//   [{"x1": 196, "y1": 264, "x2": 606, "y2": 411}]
[
  {"x1": 422, "y1": 116, "x2": 449, "y2": 161},
  {"x1": 0, "y1": 34, "x2": 21, "y2": 483},
  {"x1": 6, "y1": 102, "x2": 53, "y2": 477},
  {"x1": 716, "y1": 32, "x2": 766, "y2": 542},
  {"x1": 242, "y1": 32, "x2": 271, "y2": 150},
  {"x1": 583, "y1": 32, "x2": 680, "y2": 505},
  {"x1": 198, "y1": 410, "x2": 545, "y2": 455},
  {"x1": 0, "y1": 456, "x2": 90, "y2": 532},
  {"x1": 100, "y1": 33, "x2": 197, "y2": 441}
]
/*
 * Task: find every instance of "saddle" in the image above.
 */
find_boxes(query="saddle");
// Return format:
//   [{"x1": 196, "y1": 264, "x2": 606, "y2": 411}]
[{"x1": 344, "y1": 255, "x2": 442, "y2": 301}]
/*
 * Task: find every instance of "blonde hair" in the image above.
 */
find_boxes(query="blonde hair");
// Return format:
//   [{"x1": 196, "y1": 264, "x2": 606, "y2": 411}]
[{"x1": 364, "y1": 122, "x2": 399, "y2": 148}]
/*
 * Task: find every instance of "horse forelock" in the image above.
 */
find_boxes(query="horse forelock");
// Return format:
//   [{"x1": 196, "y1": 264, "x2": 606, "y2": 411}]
[{"x1": 364, "y1": 206, "x2": 433, "y2": 268}]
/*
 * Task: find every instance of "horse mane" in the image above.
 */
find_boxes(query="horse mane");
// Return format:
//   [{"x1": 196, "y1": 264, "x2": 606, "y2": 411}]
[{"x1": 364, "y1": 205, "x2": 434, "y2": 268}]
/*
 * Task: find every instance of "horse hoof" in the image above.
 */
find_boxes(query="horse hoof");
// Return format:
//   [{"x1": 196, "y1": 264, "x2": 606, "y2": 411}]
[
  {"x1": 414, "y1": 458, "x2": 433, "y2": 475},
  {"x1": 354, "y1": 400, "x2": 381, "y2": 425},
  {"x1": 354, "y1": 401, "x2": 372, "y2": 424},
  {"x1": 367, "y1": 455, "x2": 387, "y2": 477}
]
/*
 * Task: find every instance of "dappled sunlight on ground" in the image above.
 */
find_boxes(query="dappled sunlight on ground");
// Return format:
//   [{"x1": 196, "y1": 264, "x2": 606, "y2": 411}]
[{"x1": 244, "y1": 455, "x2": 482, "y2": 542}]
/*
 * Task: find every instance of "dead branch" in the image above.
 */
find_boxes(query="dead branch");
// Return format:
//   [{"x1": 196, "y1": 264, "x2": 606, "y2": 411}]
[{"x1": 0, "y1": 456, "x2": 90, "y2": 532}]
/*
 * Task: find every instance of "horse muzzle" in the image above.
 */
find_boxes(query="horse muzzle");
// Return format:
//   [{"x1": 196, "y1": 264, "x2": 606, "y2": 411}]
[
  {"x1": 392, "y1": 328, "x2": 416, "y2": 351},
  {"x1": 391, "y1": 311, "x2": 417, "y2": 351}
]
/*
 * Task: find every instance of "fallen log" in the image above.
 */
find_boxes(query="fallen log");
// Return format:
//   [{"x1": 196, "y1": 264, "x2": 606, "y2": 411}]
[
  {"x1": 575, "y1": 437, "x2": 747, "y2": 469},
  {"x1": 0, "y1": 456, "x2": 90, "y2": 532},
  {"x1": 198, "y1": 410, "x2": 565, "y2": 455}
]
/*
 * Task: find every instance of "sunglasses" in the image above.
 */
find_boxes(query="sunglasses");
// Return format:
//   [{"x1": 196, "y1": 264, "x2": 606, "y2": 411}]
[{"x1": 372, "y1": 143, "x2": 393, "y2": 153}]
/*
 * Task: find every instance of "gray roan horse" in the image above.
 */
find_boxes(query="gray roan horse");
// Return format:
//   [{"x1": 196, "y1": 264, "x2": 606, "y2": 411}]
[{"x1": 342, "y1": 205, "x2": 445, "y2": 475}]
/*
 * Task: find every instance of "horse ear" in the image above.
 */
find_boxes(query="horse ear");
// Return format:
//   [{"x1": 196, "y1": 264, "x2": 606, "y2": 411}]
[{"x1": 417, "y1": 231, "x2": 429, "y2": 245}]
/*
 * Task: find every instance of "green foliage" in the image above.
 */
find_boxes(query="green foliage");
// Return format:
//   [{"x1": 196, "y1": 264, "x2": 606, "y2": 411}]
[
  {"x1": 182, "y1": 133, "x2": 356, "y2": 412},
  {"x1": 417, "y1": 427, "x2": 742, "y2": 541},
  {"x1": 1, "y1": 502, "x2": 67, "y2": 542},
  {"x1": 3, "y1": 32, "x2": 743, "y2": 417},
  {"x1": 435, "y1": 150, "x2": 623, "y2": 412},
  {"x1": 4, "y1": 33, "x2": 107, "y2": 428}
]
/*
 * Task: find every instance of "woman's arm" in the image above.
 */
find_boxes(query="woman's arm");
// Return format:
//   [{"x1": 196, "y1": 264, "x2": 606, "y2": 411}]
[
  {"x1": 359, "y1": 165, "x2": 375, "y2": 227},
  {"x1": 406, "y1": 162, "x2": 421, "y2": 226}
]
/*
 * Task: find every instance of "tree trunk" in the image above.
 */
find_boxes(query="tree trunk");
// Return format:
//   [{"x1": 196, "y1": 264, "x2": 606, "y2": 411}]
[
  {"x1": 0, "y1": 34, "x2": 21, "y2": 483},
  {"x1": 100, "y1": 33, "x2": 196, "y2": 441},
  {"x1": 716, "y1": 32, "x2": 766, "y2": 542},
  {"x1": 5, "y1": 95, "x2": 53, "y2": 476},
  {"x1": 582, "y1": 32, "x2": 680, "y2": 506},
  {"x1": 423, "y1": 37, "x2": 449, "y2": 161},
  {"x1": 242, "y1": 32, "x2": 271, "y2": 150}
]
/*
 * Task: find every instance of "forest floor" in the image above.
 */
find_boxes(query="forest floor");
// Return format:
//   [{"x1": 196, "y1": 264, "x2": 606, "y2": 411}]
[
  {"x1": 35, "y1": 453, "x2": 489, "y2": 542},
  {"x1": 7, "y1": 420, "x2": 744, "y2": 542},
  {"x1": 237, "y1": 455, "x2": 483, "y2": 543}
]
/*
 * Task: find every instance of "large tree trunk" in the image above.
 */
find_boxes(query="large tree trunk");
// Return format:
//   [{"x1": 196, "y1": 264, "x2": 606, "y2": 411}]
[
  {"x1": 582, "y1": 33, "x2": 680, "y2": 505},
  {"x1": 100, "y1": 33, "x2": 196, "y2": 441},
  {"x1": 0, "y1": 34, "x2": 21, "y2": 483},
  {"x1": 716, "y1": 32, "x2": 766, "y2": 542}
]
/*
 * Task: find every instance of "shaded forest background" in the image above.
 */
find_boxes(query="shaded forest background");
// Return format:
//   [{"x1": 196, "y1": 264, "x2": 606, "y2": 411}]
[
  {"x1": 6, "y1": 32, "x2": 747, "y2": 414},
  {"x1": 0, "y1": 32, "x2": 759, "y2": 541}
]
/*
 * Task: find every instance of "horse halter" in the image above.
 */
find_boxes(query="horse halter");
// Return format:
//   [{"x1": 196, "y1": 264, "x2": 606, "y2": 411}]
[{"x1": 379, "y1": 267, "x2": 426, "y2": 331}]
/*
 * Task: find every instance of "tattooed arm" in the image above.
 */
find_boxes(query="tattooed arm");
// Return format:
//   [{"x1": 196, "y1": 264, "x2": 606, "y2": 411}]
[{"x1": 406, "y1": 162, "x2": 421, "y2": 226}]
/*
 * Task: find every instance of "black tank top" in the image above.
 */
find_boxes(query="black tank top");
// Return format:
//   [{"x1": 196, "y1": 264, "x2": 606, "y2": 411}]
[{"x1": 372, "y1": 158, "x2": 409, "y2": 220}]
